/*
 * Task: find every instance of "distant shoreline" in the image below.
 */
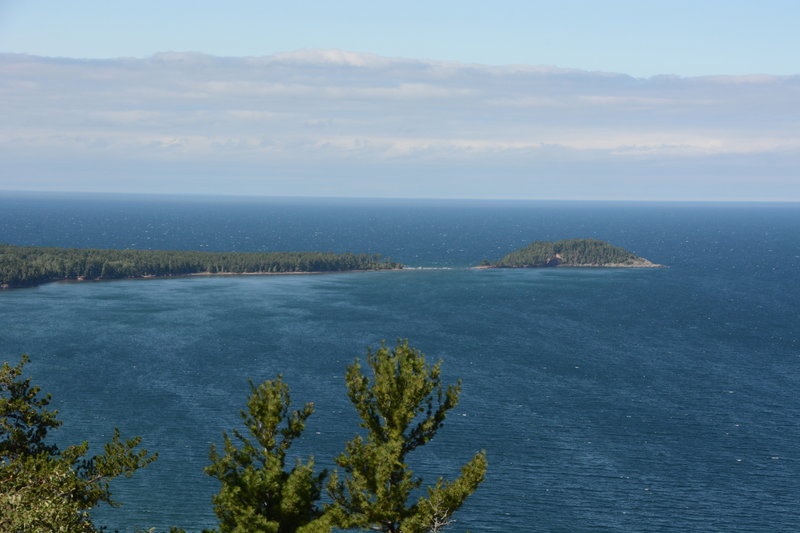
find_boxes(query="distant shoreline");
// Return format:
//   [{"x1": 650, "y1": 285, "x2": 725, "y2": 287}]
[
  {"x1": 484, "y1": 238, "x2": 665, "y2": 269},
  {"x1": 0, "y1": 243, "x2": 402, "y2": 290},
  {"x1": 0, "y1": 262, "x2": 672, "y2": 290},
  {"x1": 0, "y1": 268, "x2": 404, "y2": 290},
  {"x1": 471, "y1": 262, "x2": 666, "y2": 270},
  {"x1": 0, "y1": 238, "x2": 667, "y2": 291}
]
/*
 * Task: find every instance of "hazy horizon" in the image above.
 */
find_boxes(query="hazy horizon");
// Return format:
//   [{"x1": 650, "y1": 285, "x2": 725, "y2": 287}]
[
  {"x1": 3, "y1": 187, "x2": 800, "y2": 205},
  {"x1": 1, "y1": 2, "x2": 798, "y2": 201}
]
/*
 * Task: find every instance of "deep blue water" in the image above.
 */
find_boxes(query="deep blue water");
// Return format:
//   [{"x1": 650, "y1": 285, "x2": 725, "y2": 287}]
[{"x1": 1, "y1": 192, "x2": 799, "y2": 532}]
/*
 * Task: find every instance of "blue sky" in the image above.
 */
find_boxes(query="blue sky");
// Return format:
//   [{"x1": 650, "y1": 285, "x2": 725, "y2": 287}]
[
  {"x1": 2, "y1": 0, "x2": 799, "y2": 77},
  {"x1": 1, "y1": 1, "x2": 798, "y2": 200}
]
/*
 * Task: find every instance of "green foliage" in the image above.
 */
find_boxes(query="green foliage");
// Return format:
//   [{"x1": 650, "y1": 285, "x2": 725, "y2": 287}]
[
  {"x1": 0, "y1": 354, "x2": 61, "y2": 458},
  {"x1": 206, "y1": 377, "x2": 328, "y2": 533},
  {"x1": 326, "y1": 340, "x2": 487, "y2": 533},
  {"x1": 494, "y1": 238, "x2": 644, "y2": 267},
  {"x1": 2, "y1": 341, "x2": 485, "y2": 533},
  {"x1": 0, "y1": 243, "x2": 402, "y2": 288},
  {"x1": 0, "y1": 452, "x2": 96, "y2": 533},
  {"x1": 0, "y1": 356, "x2": 157, "y2": 533}
]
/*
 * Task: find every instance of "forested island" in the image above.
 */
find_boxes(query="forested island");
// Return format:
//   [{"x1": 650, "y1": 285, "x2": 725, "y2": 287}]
[
  {"x1": 0, "y1": 244, "x2": 402, "y2": 289},
  {"x1": 482, "y1": 238, "x2": 662, "y2": 268}
]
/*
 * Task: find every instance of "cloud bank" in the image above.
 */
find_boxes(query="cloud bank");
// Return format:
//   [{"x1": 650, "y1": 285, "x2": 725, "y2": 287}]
[{"x1": 1, "y1": 51, "x2": 798, "y2": 199}]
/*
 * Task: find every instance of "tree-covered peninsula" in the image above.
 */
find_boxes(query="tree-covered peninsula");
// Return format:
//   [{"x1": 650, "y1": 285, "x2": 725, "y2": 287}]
[
  {"x1": 0, "y1": 244, "x2": 401, "y2": 289},
  {"x1": 487, "y1": 238, "x2": 661, "y2": 268}
]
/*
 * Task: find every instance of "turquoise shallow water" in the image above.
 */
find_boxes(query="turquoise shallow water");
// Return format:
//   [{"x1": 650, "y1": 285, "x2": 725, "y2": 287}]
[{"x1": 1, "y1": 193, "x2": 799, "y2": 532}]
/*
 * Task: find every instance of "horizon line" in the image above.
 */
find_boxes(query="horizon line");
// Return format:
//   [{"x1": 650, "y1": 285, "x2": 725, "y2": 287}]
[{"x1": 2, "y1": 189, "x2": 799, "y2": 204}]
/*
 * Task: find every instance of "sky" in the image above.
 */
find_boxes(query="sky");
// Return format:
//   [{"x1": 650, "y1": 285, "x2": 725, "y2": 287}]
[{"x1": 1, "y1": 0, "x2": 799, "y2": 200}]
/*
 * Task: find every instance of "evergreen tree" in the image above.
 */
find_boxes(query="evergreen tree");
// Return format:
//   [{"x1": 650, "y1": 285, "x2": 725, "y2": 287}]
[
  {"x1": 206, "y1": 377, "x2": 329, "y2": 533},
  {"x1": 0, "y1": 356, "x2": 157, "y2": 533},
  {"x1": 327, "y1": 340, "x2": 487, "y2": 533},
  {"x1": 0, "y1": 243, "x2": 402, "y2": 288},
  {"x1": 0, "y1": 354, "x2": 60, "y2": 458},
  {"x1": 493, "y1": 238, "x2": 647, "y2": 267},
  {"x1": 1, "y1": 344, "x2": 487, "y2": 532}
]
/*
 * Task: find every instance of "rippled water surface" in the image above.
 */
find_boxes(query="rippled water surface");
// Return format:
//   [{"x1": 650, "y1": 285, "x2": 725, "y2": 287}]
[{"x1": 1, "y1": 193, "x2": 799, "y2": 532}]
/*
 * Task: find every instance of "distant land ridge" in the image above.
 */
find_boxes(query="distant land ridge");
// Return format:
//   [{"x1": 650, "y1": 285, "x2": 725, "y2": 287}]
[
  {"x1": 484, "y1": 238, "x2": 663, "y2": 268},
  {"x1": 0, "y1": 244, "x2": 401, "y2": 289}
]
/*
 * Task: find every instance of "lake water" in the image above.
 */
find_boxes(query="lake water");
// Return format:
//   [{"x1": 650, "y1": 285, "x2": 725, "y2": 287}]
[{"x1": 1, "y1": 192, "x2": 799, "y2": 532}]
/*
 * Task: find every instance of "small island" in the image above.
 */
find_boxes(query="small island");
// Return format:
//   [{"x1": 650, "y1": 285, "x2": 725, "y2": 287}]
[
  {"x1": 478, "y1": 238, "x2": 663, "y2": 269},
  {"x1": 0, "y1": 244, "x2": 402, "y2": 289}
]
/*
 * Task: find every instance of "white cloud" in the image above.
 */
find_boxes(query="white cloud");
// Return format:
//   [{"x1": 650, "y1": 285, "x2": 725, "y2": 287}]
[
  {"x1": 265, "y1": 49, "x2": 401, "y2": 68},
  {"x1": 576, "y1": 95, "x2": 717, "y2": 106},
  {"x1": 0, "y1": 50, "x2": 798, "y2": 198},
  {"x1": 698, "y1": 74, "x2": 783, "y2": 84}
]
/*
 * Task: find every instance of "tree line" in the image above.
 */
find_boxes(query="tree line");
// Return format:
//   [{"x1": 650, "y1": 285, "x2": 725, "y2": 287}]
[
  {"x1": 1, "y1": 340, "x2": 486, "y2": 533},
  {"x1": 0, "y1": 244, "x2": 402, "y2": 288},
  {"x1": 494, "y1": 238, "x2": 643, "y2": 267}
]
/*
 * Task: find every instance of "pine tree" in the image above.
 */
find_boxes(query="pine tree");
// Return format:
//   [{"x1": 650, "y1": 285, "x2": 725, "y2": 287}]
[
  {"x1": 0, "y1": 356, "x2": 157, "y2": 533},
  {"x1": 0, "y1": 354, "x2": 60, "y2": 458},
  {"x1": 205, "y1": 377, "x2": 329, "y2": 533},
  {"x1": 326, "y1": 340, "x2": 487, "y2": 533}
]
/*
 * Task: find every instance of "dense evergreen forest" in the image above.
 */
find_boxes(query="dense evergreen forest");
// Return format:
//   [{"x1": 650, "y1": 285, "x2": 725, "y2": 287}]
[
  {"x1": 492, "y1": 238, "x2": 655, "y2": 267},
  {"x1": 0, "y1": 244, "x2": 401, "y2": 288}
]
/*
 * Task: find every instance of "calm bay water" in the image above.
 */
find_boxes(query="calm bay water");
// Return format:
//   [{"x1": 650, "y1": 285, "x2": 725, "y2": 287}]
[{"x1": 1, "y1": 192, "x2": 799, "y2": 532}]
